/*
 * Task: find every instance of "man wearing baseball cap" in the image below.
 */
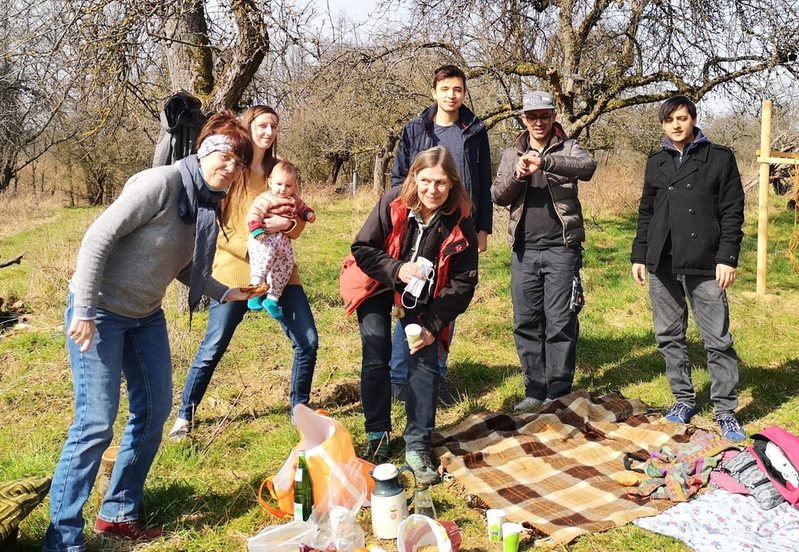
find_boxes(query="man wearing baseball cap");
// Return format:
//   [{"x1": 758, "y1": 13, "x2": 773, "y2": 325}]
[{"x1": 492, "y1": 91, "x2": 597, "y2": 412}]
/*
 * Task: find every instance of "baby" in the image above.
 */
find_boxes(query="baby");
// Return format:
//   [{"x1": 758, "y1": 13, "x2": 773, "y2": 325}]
[{"x1": 246, "y1": 161, "x2": 315, "y2": 318}]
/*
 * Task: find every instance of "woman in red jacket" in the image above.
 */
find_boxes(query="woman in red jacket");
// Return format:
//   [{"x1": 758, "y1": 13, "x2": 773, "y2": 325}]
[{"x1": 349, "y1": 146, "x2": 478, "y2": 485}]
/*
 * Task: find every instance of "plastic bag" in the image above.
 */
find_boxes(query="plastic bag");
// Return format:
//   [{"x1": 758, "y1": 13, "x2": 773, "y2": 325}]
[
  {"x1": 397, "y1": 515, "x2": 452, "y2": 552},
  {"x1": 306, "y1": 458, "x2": 368, "y2": 551},
  {"x1": 247, "y1": 520, "x2": 317, "y2": 552},
  {"x1": 260, "y1": 404, "x2": 374, "y2": 518}
]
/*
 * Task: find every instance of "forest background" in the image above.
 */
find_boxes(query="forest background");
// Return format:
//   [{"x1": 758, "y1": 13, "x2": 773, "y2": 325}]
[{"x1": 2, "y1": 0, "x2": 799, "y2": 550}]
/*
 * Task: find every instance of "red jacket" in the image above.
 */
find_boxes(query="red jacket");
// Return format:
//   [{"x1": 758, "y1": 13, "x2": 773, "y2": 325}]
[{"x1": 340, "y1": 188, "x2": 478, "y2": 350}]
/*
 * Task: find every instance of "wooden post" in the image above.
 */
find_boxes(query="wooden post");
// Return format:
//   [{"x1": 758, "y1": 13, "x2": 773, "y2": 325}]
[{"x1": 756, "y1": 100, "x2": 773, "y2": 295}]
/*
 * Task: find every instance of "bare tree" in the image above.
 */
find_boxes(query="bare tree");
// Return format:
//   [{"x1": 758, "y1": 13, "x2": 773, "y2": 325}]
[
  {"x1": 384, "y1": 0, "x2": 799, "y2": 137},
  {"x1": 1, "y1": 0, "x2": 318, "y2": 196}
]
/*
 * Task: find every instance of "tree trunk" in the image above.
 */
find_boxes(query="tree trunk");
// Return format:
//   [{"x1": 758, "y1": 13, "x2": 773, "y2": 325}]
[
  {"x1": 0, "y1": 156, "x2": 15, "y2": 193},
  {"x1": 163, "y1": 0, "x2": 214, "y2": 98},
  {"x1": 328, "y1": 157, "x2": 344, "y2": 187},
  {"x1": 372, "y1": 132, "x2": 399, "y2": 192},
  {"x1": 208, "y1": 0, "x2": 270, "y2": 111}
]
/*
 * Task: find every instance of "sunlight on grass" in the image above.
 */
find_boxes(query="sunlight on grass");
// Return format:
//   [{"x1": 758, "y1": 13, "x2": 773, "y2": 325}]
[{"x1": 2, "y1": 193, "x2": 798, "y2": 551}]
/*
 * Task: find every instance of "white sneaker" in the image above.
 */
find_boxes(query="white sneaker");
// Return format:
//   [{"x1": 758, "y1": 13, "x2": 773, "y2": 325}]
[
  {"x1": 514, "y1": 397, "x2": 545, "y2": 412},
  {"x1": 168, "y1": 417, "x2": 191, "y2": 441}
]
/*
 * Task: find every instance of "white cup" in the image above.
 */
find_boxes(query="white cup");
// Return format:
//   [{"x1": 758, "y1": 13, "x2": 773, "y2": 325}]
[
  {"x1": 486, "y1": 508, "x2": 506, "y2": 542},
  {"x1": 404, "y1": 323, "x2": 422, "y2": 347}
]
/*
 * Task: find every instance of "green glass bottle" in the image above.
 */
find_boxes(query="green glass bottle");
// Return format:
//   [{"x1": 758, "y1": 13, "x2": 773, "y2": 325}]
[{"x1": 293, "y1": 450, "x2": 313, "y2": 521}]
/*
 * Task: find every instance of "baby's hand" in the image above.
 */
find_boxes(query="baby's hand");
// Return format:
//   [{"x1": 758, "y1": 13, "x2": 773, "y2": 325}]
[{"x1": 256, "y1": 233, "x2": 267, "y2": 242}]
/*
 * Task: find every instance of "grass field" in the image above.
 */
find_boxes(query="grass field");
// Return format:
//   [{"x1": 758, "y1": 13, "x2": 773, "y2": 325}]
[{"x1": 1, "y1": 188, "x2": 798, "y2": 551}]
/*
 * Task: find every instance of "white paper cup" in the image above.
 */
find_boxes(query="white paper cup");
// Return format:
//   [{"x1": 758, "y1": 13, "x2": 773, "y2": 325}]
[
  {"x1": 486, "y1": 508, "x2": 506, "y2": 542},
  {"x1": 501, "y1": 522, "x2": 522, "y2": 552},
  {"x1": 404, "y1": 323, "x2": 422, "y2": 347}
]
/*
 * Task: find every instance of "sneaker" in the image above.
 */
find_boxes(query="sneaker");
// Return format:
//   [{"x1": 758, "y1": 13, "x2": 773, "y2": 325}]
[
  {"x1": 438, "y1": 379, "x2": 461, "y2": 406},
  {"x1": 405, "y1": 449, "x2": 440, "y2": 486},
  {"x1": 168, "y1": 417, "x2": 192, "y2": 441},
  {"x1": 391, "y1": 382, "x2": 408, "y2": 403},
  {"x1": 365, "y1": 431, "x2": 391, "y2": 463},
  {"x1": 262, "y1": 297, "x2": 284, "y2": 319},
  {"x1": 247, "y1": 296, "x2": 263, "y2": 311},
  {"x1": 94, "y1": 519, "x2": 162, "y2": 542},
  {"x1": 514, "y1": 397, "x2": 545, "y2": 412},
  {"x1": 717, "y1": 415, "x2": 746, "y2": 442},
  {"x1": 664, "y1": 402, "x2": 696, "y2": 424}
]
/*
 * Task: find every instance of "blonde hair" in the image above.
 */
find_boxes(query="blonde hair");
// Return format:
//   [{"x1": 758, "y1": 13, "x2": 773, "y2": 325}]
[{"x1": 400, "y1": 146, "x2": 471, "y2": 216}]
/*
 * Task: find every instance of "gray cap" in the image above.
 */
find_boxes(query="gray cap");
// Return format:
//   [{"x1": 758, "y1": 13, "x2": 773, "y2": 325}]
[{"x1": 521, "y1": 91, "x2": 556, "y2": 112}]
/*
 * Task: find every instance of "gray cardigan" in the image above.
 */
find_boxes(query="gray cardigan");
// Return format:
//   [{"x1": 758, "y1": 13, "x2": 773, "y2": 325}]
[{"x1": 70, "y1": 165, "x2": 228, "y2": 319}]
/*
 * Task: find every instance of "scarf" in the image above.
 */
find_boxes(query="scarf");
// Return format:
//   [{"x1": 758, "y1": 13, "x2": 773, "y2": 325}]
[{"x1": 176, "y1": 155, "x2": 226, "y2": 313}]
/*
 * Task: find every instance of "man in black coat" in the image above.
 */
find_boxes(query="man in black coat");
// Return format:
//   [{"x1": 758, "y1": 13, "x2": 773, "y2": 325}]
[{"x1": 631, "y1": 95, "x2": 746, "y2": 441}]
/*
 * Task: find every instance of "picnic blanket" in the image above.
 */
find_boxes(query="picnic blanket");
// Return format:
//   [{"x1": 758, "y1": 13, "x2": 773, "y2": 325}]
[{"x1": 432, "y1": 390, "x2": 692, "y2": 546}]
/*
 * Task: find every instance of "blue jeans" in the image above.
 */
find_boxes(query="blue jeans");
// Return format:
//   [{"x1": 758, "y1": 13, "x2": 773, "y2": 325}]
[
  {"x1": 649, "y1": 267, "x2": 739, "y2": 416},
  {"x1": 357, "y1": 292, "x2": 440, "y2": 450},
  {"x1": 179, "y1": 285, "x2": 317, "y2": 417},
  {"x1": 44, "y1": 294, "x2": 172, "y2": 552},
  {"x1": 389, "y1": 321, "x2": 453, "y2": 384}
]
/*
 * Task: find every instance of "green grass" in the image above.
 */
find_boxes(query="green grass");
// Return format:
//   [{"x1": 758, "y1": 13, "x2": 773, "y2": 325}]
[{"x1": 1, "y1": 191, "x2": 798, "y2": 551}]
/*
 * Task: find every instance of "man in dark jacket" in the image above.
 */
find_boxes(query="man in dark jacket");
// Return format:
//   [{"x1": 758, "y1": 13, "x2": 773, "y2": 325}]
[
  {"x1": 389, "y1": 65, "x2": 492, "y2": 404},
  {"x1": 631, "y1": 95, "x2": 746, "y2": 442},
  {"x1": 492, "y1": 91, "x2": 597, "y2": 412}
]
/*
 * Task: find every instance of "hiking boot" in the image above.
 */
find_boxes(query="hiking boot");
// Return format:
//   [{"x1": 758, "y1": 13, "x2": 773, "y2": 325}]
[
  {"x1": 168, "y1": 417, "x2": 192, "y2": 441},
  {"x1": 717, "y1": 414, "x2": 746, "y2": 442},
  {"x1": 438, "y1": 379, "x2": 460, "y2": 406},
  {"x1": 365, "y1": 431, "x2": 391, "y2": 463},
  {"x1": 405, "y1": 449, "x2": 440, "y2": 486},
  {"x1": 514, "y1": 397, "x2": 545, "y2": 412},
  {"x1": 391, "y1": 382, "x2": 408, "y2": 403},
  {"x1": 94, "y1": 519, "x2": 162, "y2": 542},
  {"x1": 664, "y1": 402, "x2": 696, "y2": 424}
]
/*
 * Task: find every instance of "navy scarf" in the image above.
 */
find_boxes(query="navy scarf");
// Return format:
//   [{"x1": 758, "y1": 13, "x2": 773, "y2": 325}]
[{"x1": 176, "y1": 155, "x2": 226, "y2": 312}]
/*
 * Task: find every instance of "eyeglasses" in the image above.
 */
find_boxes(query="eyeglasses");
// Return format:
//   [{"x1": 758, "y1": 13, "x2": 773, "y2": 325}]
[
  {"x1": 220, "y1": 152, "x2": 247, "y2": 172},
  {"x1": 524, "y1": 113, "x2": 553, "y2": 123}
]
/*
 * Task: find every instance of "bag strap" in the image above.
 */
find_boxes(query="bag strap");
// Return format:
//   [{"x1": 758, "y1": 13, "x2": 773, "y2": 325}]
[{"x1": 258, "y1": 478, "x2": 291, "y2": 519}]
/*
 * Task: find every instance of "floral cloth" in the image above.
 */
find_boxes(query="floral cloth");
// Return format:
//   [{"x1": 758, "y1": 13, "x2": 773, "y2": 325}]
[
  {"x1": 629, "y1": 429, "x2": 738, "y2": 501},
  {"x1": 634, "y1": 489, "x2": 799, "y2": 551}
]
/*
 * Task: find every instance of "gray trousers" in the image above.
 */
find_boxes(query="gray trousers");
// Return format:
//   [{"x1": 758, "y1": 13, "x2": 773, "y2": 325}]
[
  {"x1": 649, "y1": 268, "x2": 739, "y2": 417},
  {"x1": 511, "y1": 246, "x2": 582, "y2": 401}
]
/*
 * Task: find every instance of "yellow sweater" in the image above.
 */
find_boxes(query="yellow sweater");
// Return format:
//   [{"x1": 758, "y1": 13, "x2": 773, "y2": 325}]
[{"x1": 212, "y1": 173, "x2": 304, "y2": 288}]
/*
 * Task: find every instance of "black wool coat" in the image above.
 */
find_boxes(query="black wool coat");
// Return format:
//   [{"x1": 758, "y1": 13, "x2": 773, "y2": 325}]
[{"x1": 631, "y1": 141, "x2": 744, "y2": 276}]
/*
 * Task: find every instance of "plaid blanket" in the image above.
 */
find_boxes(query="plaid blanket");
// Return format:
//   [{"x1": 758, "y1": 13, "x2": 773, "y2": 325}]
[{"x1": 432, "y1": 390, "x2": 692, "y2": 546}]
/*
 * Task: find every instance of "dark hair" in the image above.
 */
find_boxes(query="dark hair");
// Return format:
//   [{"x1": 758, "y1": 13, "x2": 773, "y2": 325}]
[
  {"x1": 659, "y1": 95, "x2": 697, "y2": 122},
  {"x1": 400, "y1": 146, "x2": 472, "y2": 217},
  {"x1": 432, "y1": 65, "x2": 466, "y2": 89},
  {"x1": 195, "y1": 110, "x2": 253, "y2": 166},
  {"x1": 240, "y1": 105, "x2": 279, "y2": 176}
]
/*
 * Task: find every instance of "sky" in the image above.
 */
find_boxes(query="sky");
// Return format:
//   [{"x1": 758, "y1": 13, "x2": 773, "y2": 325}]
[{"x1": 314, "y1": 0, "x2": 381, "y2": 25}]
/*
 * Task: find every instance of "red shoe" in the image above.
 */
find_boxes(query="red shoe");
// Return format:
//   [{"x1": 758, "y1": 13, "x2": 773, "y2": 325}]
[{"x1": 94, "y1": 518, "x2": 163, "y2": 541}]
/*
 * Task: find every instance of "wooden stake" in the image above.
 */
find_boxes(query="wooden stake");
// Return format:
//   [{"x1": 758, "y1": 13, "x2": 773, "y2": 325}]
[{"x1": 756, "y1": 100, "x2": 773, "y2": 295}]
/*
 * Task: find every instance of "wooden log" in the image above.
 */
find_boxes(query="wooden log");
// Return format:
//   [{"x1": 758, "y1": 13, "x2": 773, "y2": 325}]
[
  {"x1": 756, "y1": 100, "x2": 773, "y2": 296},
  {"x1": 0, "y1": 254, "x2": 23, "y2": 269}
]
